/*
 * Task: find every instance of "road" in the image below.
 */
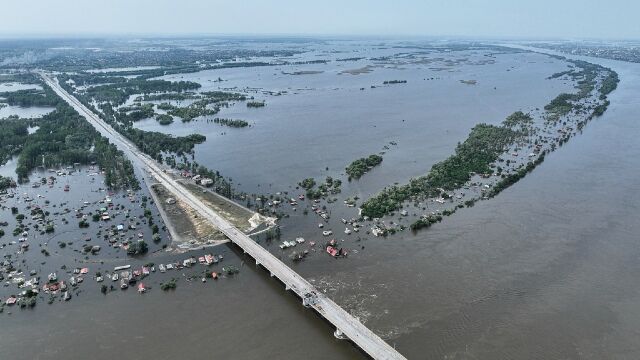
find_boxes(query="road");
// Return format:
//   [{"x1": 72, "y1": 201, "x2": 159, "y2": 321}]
[{"x1": 40, "y1": 72, "x2": 407, "y2": 360}]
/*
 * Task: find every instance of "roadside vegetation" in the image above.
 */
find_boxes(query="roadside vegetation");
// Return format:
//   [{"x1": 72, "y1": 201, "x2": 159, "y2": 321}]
[
  {"x1": 123, "y1": 128, "x2": 206, "y2": 161},
  {"x1": 16, "y1": 103, "x2": 139, "y2": 188},
  {"x1": 0, "y1": 74, "x2": 139, "y2": 189}
]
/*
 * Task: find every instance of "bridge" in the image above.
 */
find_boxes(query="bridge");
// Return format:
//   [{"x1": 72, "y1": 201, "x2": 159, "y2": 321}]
[{"x1": 40, "y1": 72, "x2": 407, "y2": 360}]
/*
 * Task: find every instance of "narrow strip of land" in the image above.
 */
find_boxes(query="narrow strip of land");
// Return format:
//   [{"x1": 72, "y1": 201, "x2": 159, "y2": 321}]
[{"x1": 39, "y1": 71, "x2": 406, "y2": 360}]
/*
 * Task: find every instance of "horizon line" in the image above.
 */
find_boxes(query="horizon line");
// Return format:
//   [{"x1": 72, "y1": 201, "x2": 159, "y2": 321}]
[{"x1": 0, "y1": 32, "x2": 637, "y2": 42}]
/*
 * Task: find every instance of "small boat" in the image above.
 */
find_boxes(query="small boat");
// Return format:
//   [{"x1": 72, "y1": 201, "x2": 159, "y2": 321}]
[
  {"x1": 120, "y1": 279, "x2": 129, "y2": 289},
  {"x1": 211, "y1": 272, "x2": 218, "y2": 280},
  {"x1": 344, "y1": 228, "x2": 352, "y2": 235},
  {"x1": 48, "y1": 272, "x2": 57, "y2": 282},
  {"x1": 64, "y1": 185, "x2": 70, "y2": 192},
  {"x1": 158, "y1": 264, "x2": 166, "y2": 273},
  {"x1": 63, "y1": 291, "x2": 72, "y2": 301},
  {"x1": 322, "y1": 230, "x2": 333, "y2": 236},
  {"x1": 318, "y1": 223, "x2": 324, "y2": 228},
  {"x1": 295, "y1": 237, "x2": 305, "y2": 244},
  {"x1": 69, "y1": 277, "x2": 77, "y2": 286},
  {"x1": 112, "y1": 273, "x2": 119, "y2": 281},
  {"x1": 137, "y1": 283, "x2": 146, "y2": 293}
]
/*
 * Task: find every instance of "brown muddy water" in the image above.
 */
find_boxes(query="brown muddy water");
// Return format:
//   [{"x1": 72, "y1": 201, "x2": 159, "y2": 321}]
[{"x1": 2, "y1": 46, "x2": 640, "y2": 360}]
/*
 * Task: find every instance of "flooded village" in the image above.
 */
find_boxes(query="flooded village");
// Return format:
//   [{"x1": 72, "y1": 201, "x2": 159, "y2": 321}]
[{"x1": 0, "y1": 162, "x2": 247, "y2": 313}]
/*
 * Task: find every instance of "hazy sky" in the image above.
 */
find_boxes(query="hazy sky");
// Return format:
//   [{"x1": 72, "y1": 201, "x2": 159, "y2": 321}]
[{"x1": 2, "y1": 0, "x2": 639, "y2": 39}]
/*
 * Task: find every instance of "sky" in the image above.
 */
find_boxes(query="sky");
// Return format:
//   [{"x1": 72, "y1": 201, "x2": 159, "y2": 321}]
[{"x1": 2, "y1": 0, "x2": 639, "y2": 39}]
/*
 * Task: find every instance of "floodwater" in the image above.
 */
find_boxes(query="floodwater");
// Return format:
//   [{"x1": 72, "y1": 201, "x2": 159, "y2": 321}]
[
  {"x1": 0, "y1": 82, "x2": 52, "y2": 118},
  {"x1": 0, "y1": 82, "x2": 42, "y2": 92},
  {"x1": 0, "y1": 156, "x2": 17, "y2": 178},
  {"x1": 0, "y1": 105, "x2": 54, "y2": 118},
  {"x1": 2, "y1": 42, "x2": 640, "y2": 360},
  {"x1": 140, "y1": 48, "x2": 574, "y2": 197}
]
